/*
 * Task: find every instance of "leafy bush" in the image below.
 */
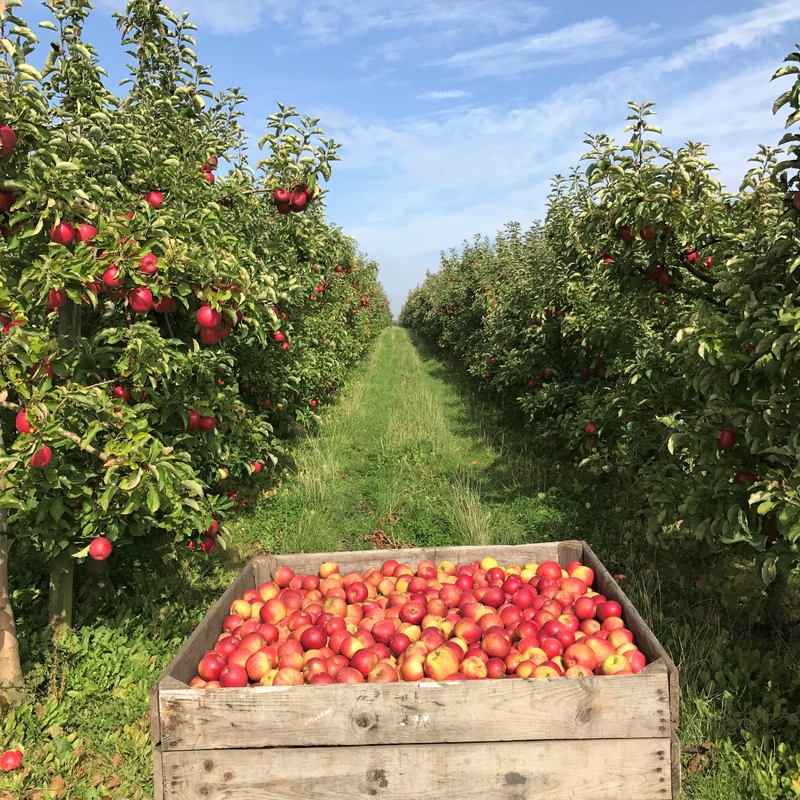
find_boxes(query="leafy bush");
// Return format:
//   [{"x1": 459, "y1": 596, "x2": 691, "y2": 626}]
[{"x1": 401, "y1": 48, "x2": 800, "y2": 583}]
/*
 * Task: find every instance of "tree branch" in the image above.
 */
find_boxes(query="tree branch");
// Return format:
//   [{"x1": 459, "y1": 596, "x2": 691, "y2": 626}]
[
  {"x1": 0, "y1": 399, "x2": 108, "y2": 462},
  {"x1": 671, "y1": 285, "x2": 728, "y2": 311},
  {"x1": 680, "y1": 261, "x2": 717, "y2": 286}
]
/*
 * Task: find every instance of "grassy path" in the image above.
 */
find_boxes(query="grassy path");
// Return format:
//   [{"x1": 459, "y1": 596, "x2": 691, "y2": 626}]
[{"x1": 237, "y1": 326, "x2": 572, "y2": 558}]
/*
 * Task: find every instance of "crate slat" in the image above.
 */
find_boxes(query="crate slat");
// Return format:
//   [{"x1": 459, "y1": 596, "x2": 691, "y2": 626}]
[
  {"x1": 150, "y1": 557, "x2": 259, "y2": 744},
  {"x1": 160, "y1": 737, "x2": 673, "y2": 800},
  {"x1": 158, "y1": 667, "x2": 671, "y2": 750},
  {"x1": 580, "y1": 543, "x2": 680, "y2": 726}
]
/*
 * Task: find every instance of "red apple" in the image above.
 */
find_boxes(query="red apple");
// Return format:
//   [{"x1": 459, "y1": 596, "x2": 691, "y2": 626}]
[
  {"x1": 47, "y1": 288, "x2": 67, "y2": 308},
  {"x1": 197, "y1": 305, "x2": 222, "y2": 328},
  {"x1": 424, "y1": 645, "x2": 460, "y2": 681},
  {"x1": 716, "y1": 428, "x2": 736, "y2": 450},
  {"x1": 50, "y1": 222, "x2": 74, "y2": 245},
  {"x1": 219, "y1": 664, "x2": 248, "y2": 687},
  {"x1": 481, "y1": 631, "x2": 511, "y2": 659},
  {"x1": 299, "y1": 626, "x2": 327, "y2": 651},
  {"x1": 350, "y1": 649, "x2": 379, "y2": 676},
  {"x1": 584, "y1": 636, "x2": 616, "y2": 664},
  {"x1": 274, "y1": 566, "x2": 295, "y2": 588},
  {"x1": 622, "y1": 649, "x2": 647, "y2": 673},
  {"x1": 129, "y1": 286, "x2": 153, "y2": 314},
  {"x1": 367, "y1": 662, "x2": 399, "y2": 683},
  {"x1": 89, "y1": 536, "x2": 112, "y2": 561},
  {"x1": 0, "y1": 125, "x2": 17, "y2": 156},
  {"x1": 198, "y1": 654, "x2": 226, "y2": 681},
  {"x1": 74, "y1": 223, "x2": 97, "y2": 243},
  {"x1": 30, "y1": 446, "x2": 52, "y2": 469},
  {"x1": 336, "y1": 667, "x2": 365, "y2": 684},
  {"x1": 595, "y1": 601, "x2": 622, "y2": 622},
  {"x1": 145, "y1": 191, "x2": 165, "y2": 209},
  {"x1": 102, "y1": 266, "x2": 124, "y2": 290},
  {"x1": 15, "y1": 410, "x2": 33, "y2": 433},
  {"x1": 0, "y1": 749, "x2": 23, "y2": 773},
  {"x1": 139, "y1": 253, "x2": 158, "y2": 274},
  {"x1": 563, "y1": 642, "x2": 597, "y2": 671},
  {"x1": 346, "y1": 581, "x2": 368, "y2": 604},
  {"x1": 154, "y1": 296, "x2": 177, "y2": 313},
  {"x1": 536, "y1": 561, "x2": 562, "y2": 579}
]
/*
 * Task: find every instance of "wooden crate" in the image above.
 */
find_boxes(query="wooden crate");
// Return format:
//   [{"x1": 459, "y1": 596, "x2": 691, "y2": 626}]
[{"x1": 150, "y1": 541, "x2": 681, "y2": 800}]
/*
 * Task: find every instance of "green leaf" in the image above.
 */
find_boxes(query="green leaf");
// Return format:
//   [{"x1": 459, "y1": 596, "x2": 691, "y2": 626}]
[
  {"x1": 146, "y1": 485, "x2": 160, "y2": 514},
  {"x1": 181, "y1": 480, "x2": 204, "y2": 496},
  {"x1": 49, "y1": 499, "x2": 66, "y2": 522}
]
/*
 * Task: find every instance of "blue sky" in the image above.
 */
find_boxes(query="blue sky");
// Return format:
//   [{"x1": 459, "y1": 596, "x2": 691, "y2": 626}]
[{"x1": 20, "y1": 1, "x2": 800, "y2": 314}]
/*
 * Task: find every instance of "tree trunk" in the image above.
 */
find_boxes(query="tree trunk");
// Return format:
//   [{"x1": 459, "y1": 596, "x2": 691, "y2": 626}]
[
  {"x1": 48, "y1": 547, "x2": 74, "y2": 634},
  {"x1": 0, "y1": 425, "x2": 24, "y2": 702},
  {"x1": 46, "y1": 300, "x2": 81, "y2": 634},
  {"x1": 79, "y1": 556, "x2": 114, "y2": 605},
  {"x1": 0, "y1": 530, "x2": 24, "y2": 703}
]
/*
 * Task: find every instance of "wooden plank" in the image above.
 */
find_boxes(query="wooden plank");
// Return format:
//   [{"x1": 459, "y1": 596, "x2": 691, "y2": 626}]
[
  {"x1": 159, "y1": 738, "x2": 674, "y2": 800},
  {"x1": 158, "y1": 672, "x2": 670, "y2": 751},
  {"x1": 277, "y1": 543, "x2": 565, "y2": 577},
  {"x1": 671, "y1": 732, "x2": 682, "y2": 798},
  {"x1": 153, "y1": 745, "x2": 164, "y2": 800},
  {"x1": 149, "y1": 681, "x2": 161, "y2": 746},
  {"x1": 155, "y1": 557, "x2": 258, "y2": 694},
  {"x1": 151, "y1": 677, "x2": 184, "y2": 745},
  {"x1": 253, "y1": 555, "x2": 276, "y2": 585},
  {"x1": 580, "y1": 541, "x2": 680, "y2": 726},
  {"x1": 558, "y1": 539, "x2": 584, "y2": 564}
]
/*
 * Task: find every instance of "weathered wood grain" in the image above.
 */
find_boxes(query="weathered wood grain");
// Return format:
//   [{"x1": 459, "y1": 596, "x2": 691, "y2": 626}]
[
  {"x1": 671, "y1": 731, "x2": 682, "y2": 799},
  {"x1": 158, "y1": 670, "x2": 671, "y2": 751},
  {"x1": 160, "y1": 737, "x2": 674, "y2": 800},
  {"x1": 253, "y1": 554, "x2": 276, "y2": 585},
  {"x1": 580, "y1": 542, "x2": 680, "y2": 726},
  {"x1": 153, "y1": 745, "x2": 164, "y2": 800},
  {"x1": 558, "y1": 539, "x2": 584, "y2": 564}
]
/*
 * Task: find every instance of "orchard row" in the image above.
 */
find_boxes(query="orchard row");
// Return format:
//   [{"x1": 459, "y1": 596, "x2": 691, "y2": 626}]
[
  {"x1": 0, "y1": 0, "x2": 390, "y2": 637},
  {"x1": 401, "y1": 60, "x2": 800, "y2": 581}
]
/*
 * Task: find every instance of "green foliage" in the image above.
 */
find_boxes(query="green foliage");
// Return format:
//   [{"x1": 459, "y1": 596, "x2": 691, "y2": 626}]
[
  {"x1": 0, "y1": 0, "x2": 391, "y2": 585},
  {"x1": 400, "y1": 46, "x2": 800, "y2": 581}
]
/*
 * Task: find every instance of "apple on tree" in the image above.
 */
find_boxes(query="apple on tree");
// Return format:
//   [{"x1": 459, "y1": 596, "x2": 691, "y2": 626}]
[{"x1": 89, "y1": 536, "x2": 112, "y2": 561}]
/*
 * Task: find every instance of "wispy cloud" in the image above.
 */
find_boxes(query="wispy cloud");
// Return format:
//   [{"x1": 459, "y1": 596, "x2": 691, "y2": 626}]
[
  {"x1": 442, "y1": 17, "x2": 645, "y2": 77},
  {"x1": 660, "y1": 0, "x2": 800, "y2": 72},
  {"x1": 136, "y1": 0, "x2": 545, "y2": 40},
  {"x1": 418, "y1": 90, "x2": 470, "y2": 100}
]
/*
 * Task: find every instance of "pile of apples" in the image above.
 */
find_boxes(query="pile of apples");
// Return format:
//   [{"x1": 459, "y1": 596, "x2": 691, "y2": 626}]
[{"x1": 191, "y1": 556, "x2": 647, "y2": 688}]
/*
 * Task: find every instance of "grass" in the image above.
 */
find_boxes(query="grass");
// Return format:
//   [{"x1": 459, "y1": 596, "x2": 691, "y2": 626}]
[{"x1": 2, "y1": 326, "x2": 799, "y2": 799}]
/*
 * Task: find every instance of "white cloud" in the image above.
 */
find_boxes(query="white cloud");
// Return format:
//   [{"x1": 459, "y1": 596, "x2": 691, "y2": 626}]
[
  {"x1": 418, "y1": 90, "x2": 470, "y2": 100},
  {"x1": 660, "y1": 0, "x2": 800, "y2": 72},
  {"x1": 323, "y1": 50, "x2": 791, "y2": 314},
  {"x1": 441, "y1": 17, "x2": 647, "y2": 76},
  {"x1": 105, "y1": 0, "x2": 545, "y2": 40}
]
